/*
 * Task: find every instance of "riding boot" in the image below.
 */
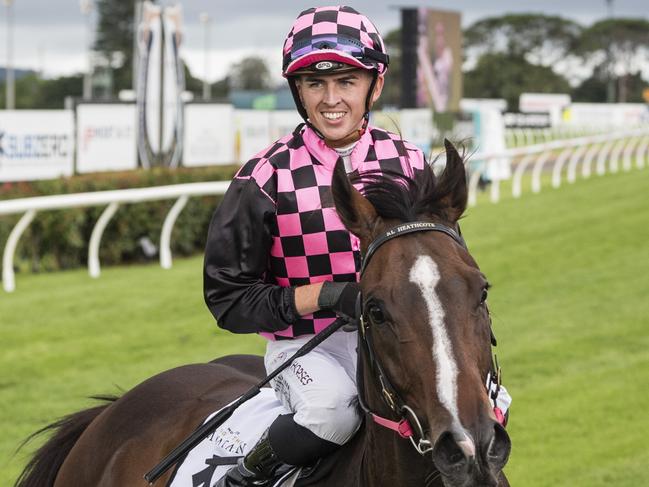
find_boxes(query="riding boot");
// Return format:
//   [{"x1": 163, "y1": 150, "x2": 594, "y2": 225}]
[{"x1": 215, "y1": 428, "x2": 290, "y2": 487}]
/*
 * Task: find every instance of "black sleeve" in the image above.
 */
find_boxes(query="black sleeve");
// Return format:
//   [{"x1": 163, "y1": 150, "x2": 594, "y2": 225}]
[{"x1": 203, "y1": 177, "x2": 298, "y2": 333}]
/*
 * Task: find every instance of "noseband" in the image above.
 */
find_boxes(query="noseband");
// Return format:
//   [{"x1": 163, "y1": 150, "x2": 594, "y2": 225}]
[{"x1": 354, "y1": 221, "x2": 501, "y2": 456}]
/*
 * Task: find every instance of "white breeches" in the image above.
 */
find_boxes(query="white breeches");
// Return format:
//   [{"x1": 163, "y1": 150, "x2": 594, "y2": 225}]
[{"x1": 264, "y1": 330, "x2": 361, "y2": 446}]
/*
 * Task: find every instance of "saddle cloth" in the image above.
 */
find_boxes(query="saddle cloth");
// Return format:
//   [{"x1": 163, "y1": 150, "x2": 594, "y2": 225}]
[{"x1": 167, "y1": 388, "x2": 296, "y2": 487}]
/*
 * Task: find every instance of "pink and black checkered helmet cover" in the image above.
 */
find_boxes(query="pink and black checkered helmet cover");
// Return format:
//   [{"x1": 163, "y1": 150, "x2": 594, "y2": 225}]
[{"x1": 282, "y1": 6, "x2": 388, "y2": 77}]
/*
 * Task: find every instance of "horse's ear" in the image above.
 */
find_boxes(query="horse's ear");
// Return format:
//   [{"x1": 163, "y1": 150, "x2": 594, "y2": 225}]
[
  {"x1": 331, "y1": 159, "x2": 380, "y2": 242},
  {"x1": 437, "y1": 139, "x2": 468, "y2": 223}
]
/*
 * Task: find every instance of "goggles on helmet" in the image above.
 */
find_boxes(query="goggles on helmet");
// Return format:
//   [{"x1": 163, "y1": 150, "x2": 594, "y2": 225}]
[{"x1": 283, "y1": 34, "x2": 389, "y2": 77}]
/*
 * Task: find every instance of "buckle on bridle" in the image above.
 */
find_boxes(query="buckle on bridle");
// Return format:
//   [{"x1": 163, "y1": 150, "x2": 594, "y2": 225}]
[{"x1": 379, "y1": 375, "x2": 397, "y2": 411}]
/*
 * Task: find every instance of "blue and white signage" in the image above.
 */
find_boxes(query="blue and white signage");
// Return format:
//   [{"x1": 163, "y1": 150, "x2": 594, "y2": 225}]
[{"x1": 0, "y1": 110, "x2": 74, "y2": 182}]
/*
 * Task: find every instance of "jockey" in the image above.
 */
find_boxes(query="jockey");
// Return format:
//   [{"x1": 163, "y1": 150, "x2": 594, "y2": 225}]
[{"x1": 204, "y1": 6, "x2": 510, "y2": 487}]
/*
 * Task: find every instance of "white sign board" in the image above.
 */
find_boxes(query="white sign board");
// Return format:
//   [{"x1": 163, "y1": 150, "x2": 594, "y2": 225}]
[
  {"x1": 565, "y1": 103, "x2": 649, "y2": 127},
  {"x1": 0, "y1": 110, "x2": 74, "y2": 182},
  {"x1": 269, "y1": 110, "x2": 303, "y2": 142},
  {"x1": 76, "y1": 104, "x2": 138, "y2": 173},
  {"x1": 236, "y1": 110, "x2": 271, "y2": 163},
  {"x1": 399, "y1": 109, "x2": 435, "y2": 155},
  {"x1": 183, "y1": 104, "x2": 235, "y2": 166},
  {"x1": 519, "y1": 93, "x2": 571, "y2": 126}
]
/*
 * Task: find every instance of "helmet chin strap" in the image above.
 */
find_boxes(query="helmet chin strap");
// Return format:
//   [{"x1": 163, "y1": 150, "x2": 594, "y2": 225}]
[{"x1": 290, "y1": 71, "x2": 379, "y2": 149}]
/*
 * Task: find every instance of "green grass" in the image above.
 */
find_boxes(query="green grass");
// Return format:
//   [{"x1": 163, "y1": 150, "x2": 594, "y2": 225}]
[{"x1": 2, "y1": 166, "x2": 649, "y2": 486}]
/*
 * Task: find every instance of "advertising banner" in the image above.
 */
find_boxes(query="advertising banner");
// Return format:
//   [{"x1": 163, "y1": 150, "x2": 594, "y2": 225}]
[
  {"x1": 235, "y1": 110, "x2": 271, "y2": 163},
  {"x1": 269, "y1": 111, "x2": 302, "y2": 142},
  {"x1": 183, "y1": 104, "x2": 235, "y2": 166},
  {"x1": 401, "y1": 8, "x2": 462, "y2": 112},
  {"x1": 399, "y1": 109, "x2": 435, "y2": 155},
  {"x1": 519, "y1": 93, "x2": 570, "y2": 126},
  {"x1": 0, "y1": 110, "x2": 74, "y2": 182},
  {"x1": 76, "y1": 104, "x2": 138, "y2": 173},
  {"x1": 564, "y1": 103, "x2": 649, "y2": 127},
  {"x1": 503, "y1": 112, "x2": 552, "y2": 129}
]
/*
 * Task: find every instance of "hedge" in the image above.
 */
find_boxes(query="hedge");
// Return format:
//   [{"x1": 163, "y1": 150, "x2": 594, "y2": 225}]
[{"x1": 0, "y1": 165, "x2": 240, "y2": 275}]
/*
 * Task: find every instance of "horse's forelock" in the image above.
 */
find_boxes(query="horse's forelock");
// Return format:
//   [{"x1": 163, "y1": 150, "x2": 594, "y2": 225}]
[{"x1": 351, "y1": 163, "x2": 451, "y2": 223}]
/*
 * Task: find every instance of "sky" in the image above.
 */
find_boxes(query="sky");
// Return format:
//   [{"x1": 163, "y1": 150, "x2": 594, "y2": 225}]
[{"x1": 0, "y1": 0, "x2": 647, "y2": 82}]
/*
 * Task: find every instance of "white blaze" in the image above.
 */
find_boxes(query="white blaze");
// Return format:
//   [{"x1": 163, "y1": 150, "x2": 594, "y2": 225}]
[{"x1": 409, "y1": 255, "x2": 460, "y2": 423}]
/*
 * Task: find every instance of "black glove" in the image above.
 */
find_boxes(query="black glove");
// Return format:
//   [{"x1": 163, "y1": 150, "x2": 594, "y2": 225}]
[{"x1": 317, "y1": 281, "x2": 361, "y2": 321}]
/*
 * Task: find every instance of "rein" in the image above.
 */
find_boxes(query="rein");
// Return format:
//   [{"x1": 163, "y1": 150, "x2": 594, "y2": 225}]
[{"x1": 354, "y1": 221, "x2": 504, "y2": 456}]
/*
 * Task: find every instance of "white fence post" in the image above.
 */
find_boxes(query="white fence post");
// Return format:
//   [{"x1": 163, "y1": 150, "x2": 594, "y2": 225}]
[
  {"x1": 622, "y1": 137, "x2": 639, "y2": 172},
  {"x1": 636, "y1": 136, "x2": 649, "y2": 169},
  {"x1": 551, "y1": 147, "x2": 574, "y2": 189},
  {"x1": 160, "y1": 195, "x2": 189, "y2": 269},
  {"x1": 512, "y1": 153, "x2": 535, "y2": 198},
  {"x1": 2, "y1": 210, "x2": 37, "y2": 293},
  {"x1": 531, "y1": 151, "x2": 552, "y2": 194},
  {"x1": 88, "y1": 202, "x2": 120, "y2": 278},
  {"x1": 595, "y1": 140, "x2": 615, "y2": 176},
  {"x1": 581, "y1": 143, "x2": 601, "y2": 179},
  {"x1": 608, "y1": 137, "x2": 627, "y2": 173},
  {"x1": 566, "y1": 145, "x2": 588, "y2": 184}
]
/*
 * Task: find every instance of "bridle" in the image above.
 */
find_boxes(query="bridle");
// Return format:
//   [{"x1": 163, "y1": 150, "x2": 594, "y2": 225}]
[{"x1": 354, "y1": 221, "x2": 504, "y2": 456}]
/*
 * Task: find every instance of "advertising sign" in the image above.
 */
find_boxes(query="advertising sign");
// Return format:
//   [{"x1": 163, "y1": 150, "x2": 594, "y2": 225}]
[
  {"x1": 401, "y1": 8, "x2": 462, "y2": 112},
  {"x1": 183, "y1": 104, "x2": 235, "y2": 166},
  {"x1": 76, "y1": 104, "x2": 137, "y2": 173},
  {"x1": 269, "y1": 111, "x2": 302, "y2": 142},
  {"x1": 503, "y1": 112, "x2": 552, "y2": 129},
  {"x1": 0, "y1": 110, "x2": 74, "y2": 182},
  {"x1": 399, "y1": 109, "x2": 435, "y2": 155},
  {"x1": 519, "y1": 93, "x2": 570, "y2": 126},
  {"x1": 235, "y1": 110, "x2": 271, "y2": 163},
  {"x1": 564, "y1": 103, "x2": 649, "y2": 127}
]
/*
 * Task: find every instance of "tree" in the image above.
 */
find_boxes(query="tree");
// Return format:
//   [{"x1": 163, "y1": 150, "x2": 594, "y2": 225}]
[
  {"x1": 464, "y1": 14, "x2": 582, "y2": 67},
  {"x1": 228, "y1": 56, "x2": 272, "y2": 91},
  {"x1": 575, "y1": 19, "x2": 649, "y2": 102},
  {"x1": 464, "y1": 53, "x2": 571, "y2": 110},
  {"x1": 0, "y1": 74, "x2": 83, "y2": 109},
  {"x1": 94, "y1": 0, "x2": 137, "y2": 94}
]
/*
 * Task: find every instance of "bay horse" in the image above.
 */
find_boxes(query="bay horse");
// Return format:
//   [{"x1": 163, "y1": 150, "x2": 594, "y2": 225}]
[{"x1": 15, "y1": 140, "x2": 511, "y2": 487}]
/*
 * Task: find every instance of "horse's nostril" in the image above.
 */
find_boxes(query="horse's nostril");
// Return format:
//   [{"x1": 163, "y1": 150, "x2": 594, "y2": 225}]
[
  {"x1": 431, "y1": 431, "x2": 471, "y2": 477},
  {"x1": 487, "y1": 422, "x2": 511, "y2": 471}
]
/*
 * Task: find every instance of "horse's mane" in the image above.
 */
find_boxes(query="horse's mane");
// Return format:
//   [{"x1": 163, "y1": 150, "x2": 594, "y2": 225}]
[{"x1": 350, "y1": 160, "x2": 463, "y2": 223}]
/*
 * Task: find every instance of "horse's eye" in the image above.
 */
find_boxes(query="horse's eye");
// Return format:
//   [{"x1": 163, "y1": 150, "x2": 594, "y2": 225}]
[
  {"x1": 480, "y1": 288, "x2": 489, "y2": 304},
  {"x1": 368, "y1": 305, "x2": 386, "y2": 324}
]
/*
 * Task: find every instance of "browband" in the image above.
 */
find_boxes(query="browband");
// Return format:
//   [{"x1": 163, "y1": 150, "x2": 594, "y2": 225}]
[{"x1": 361, "y1": 221, "x2": 466, "y2": 275}]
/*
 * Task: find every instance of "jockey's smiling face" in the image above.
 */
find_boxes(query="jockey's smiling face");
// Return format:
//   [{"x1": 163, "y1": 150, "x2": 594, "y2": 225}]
[{"x1": 295, "y1": 69, "x2": 384, "y2": 144}]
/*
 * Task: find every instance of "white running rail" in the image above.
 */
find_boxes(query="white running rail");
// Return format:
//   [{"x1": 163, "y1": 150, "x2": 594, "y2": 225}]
[
  {"x1": 1, "y1": 181, "x2": 230, "y2": 292},
  {"x1": 467, "y1": 127, "x2": 649, "y2": 206}
]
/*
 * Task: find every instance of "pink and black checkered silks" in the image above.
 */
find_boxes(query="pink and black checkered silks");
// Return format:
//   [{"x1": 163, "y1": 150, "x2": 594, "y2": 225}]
[
  {"x1": 282, "y1": 6, "x2": 387, "y2": 74},
  {"x1": 235, "y1": 125, "x2": 425, "y2": 340}
]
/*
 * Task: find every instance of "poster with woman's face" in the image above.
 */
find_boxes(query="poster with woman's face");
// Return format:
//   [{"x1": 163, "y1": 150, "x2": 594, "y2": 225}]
[{"x1": 415, "y1": 8, "x2": 462, "y2": 112}]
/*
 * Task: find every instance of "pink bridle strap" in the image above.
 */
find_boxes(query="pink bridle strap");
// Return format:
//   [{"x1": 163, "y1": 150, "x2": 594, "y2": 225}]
[
  {"x1": 494, "y1": 407, "x2": 507, "y2": 427},
  {"x1": 371, "y1": 413, "x2": 414, "y2": 439}
]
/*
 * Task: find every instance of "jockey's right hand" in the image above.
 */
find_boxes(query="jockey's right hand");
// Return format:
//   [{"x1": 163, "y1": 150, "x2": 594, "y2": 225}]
[{"x1": 317, "y1": 281, "x2": 361, "y2": 321}]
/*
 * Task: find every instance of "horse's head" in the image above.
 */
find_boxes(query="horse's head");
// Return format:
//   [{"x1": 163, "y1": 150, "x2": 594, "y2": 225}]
[{"x1": 331, "y1": 140, "x2": 511, "y2": 486}]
